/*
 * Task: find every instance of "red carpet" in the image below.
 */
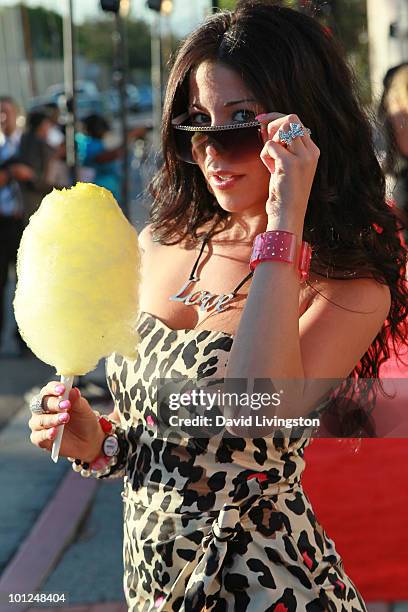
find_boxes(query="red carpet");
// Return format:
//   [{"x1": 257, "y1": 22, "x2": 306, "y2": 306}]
[{"x1": 303, "y1": 348, "x2": 408, "y2": 601}]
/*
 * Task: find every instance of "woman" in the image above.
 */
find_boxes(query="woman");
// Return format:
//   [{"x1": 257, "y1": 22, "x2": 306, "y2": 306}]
[
  {"x1": 76, "y1": 113, "x2": 147, "y2": 205},
  {"x1": 28, "y1": 1, "x2": 407, "y2": 610},
  {"x1": 76, "y1": 113, "x2": 122, "y2": 203},
  {"x1": 378, "y1": 62, "x2": 408, "y2": 245},
  {"x1": 16, "y1": 110, "x2": 55, "y2": 225}
]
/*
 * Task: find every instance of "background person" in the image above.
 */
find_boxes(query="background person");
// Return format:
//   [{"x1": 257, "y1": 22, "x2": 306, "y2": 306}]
[
  {"x1": 0, "y1": 96, "x2": 34, "y2": 354},
  {"x1": 378, "y1": 62, "x2": 408, "y2": 245},
  {"x1": 76, "y1": 113, "x2": 147, "y2": 205},
  {"x1": 16, "y1": 110, "x2": 55, "y2": 225}
]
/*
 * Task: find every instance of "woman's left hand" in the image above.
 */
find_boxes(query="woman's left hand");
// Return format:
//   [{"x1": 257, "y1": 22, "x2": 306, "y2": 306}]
[{"x1": 257, "y1": 112, "x2": 320, "y2": 226}]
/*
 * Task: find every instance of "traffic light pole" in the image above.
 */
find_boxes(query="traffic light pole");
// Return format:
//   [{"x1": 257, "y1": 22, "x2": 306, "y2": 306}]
[
  {"x1": 151, "y1": 12, "x2": 162, "y2": 154},
  {"x1": 114, "y1": 11, "x2": 129, "y2": 218},
  {"x1": 63, "y1": 0, "x2": 77, "y2": 183}
]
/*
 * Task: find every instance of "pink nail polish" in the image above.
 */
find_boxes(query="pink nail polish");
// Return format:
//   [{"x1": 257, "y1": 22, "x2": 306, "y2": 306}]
[
  {"x1": 58, "y1": 413, "x2": 70, "y2": 424},
  {"x1": 59, "y1": 400, "x2": 71, "y2": 410},
  {"x1": 255, "y1": 113, "x2": 267, "y2": 120},
  {"x1": 55, "y1": 384, "x2": 65, "y2": 394},
  {"x1": 48, "y1": 427, "x2": 57, "y2": 439}
]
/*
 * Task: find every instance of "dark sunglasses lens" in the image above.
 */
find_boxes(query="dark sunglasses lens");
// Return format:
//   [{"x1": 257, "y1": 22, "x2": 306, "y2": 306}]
[
  {"x1": 215, "y1": 127, "x2": 263, "y2": 157},
  {"x1": 173, "y1": 129, "x2": 196, "y2": 163},
  {"x1": 173, "y1": 126, "x2": 262, "y2": 164}
]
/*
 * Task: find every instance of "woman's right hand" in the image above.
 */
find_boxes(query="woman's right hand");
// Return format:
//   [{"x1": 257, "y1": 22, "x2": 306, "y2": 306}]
[{"x1": 28, "y1": 382, "x2": 106, "y2": 463}]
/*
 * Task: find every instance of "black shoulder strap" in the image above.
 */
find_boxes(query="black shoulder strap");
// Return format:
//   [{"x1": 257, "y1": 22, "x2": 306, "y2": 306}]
[
  {"x1": 232, "y1": 270, "x2": 253, "y2": 294},
  {"x1": 188, "y1": 233, "x2": 253, "y2": 293},
  {"x1": 188, "y1": 235, "x2": 209, "y2": 280}
]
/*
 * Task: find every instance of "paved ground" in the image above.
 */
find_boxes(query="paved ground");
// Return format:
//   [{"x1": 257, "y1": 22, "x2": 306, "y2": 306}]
[{"x1": 0, "y1": 355, "x2": 127, "y2": 612}]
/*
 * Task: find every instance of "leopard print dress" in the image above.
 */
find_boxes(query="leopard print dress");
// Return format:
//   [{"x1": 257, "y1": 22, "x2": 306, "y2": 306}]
[{"x1": 103, "y1": 310, "x2": 368, "y2": 612}]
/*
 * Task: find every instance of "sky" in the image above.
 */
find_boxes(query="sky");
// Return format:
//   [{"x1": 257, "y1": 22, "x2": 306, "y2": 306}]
[{"x1": 0, "y1": 0, "x2": 212, "y2": 35}]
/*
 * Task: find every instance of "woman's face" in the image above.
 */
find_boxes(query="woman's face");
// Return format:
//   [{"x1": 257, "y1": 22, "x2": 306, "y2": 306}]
[
  {"x1": 188, "y1": 60, "x2": 271, "y2": 216},
  {"x1": 0, "y1": 101, "x2": 17, "y2": 135}
]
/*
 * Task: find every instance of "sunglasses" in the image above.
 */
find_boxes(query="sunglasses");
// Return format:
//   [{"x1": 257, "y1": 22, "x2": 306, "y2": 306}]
[{"x1": 171, "y1": 112, "x2": 264, "y2": 164}]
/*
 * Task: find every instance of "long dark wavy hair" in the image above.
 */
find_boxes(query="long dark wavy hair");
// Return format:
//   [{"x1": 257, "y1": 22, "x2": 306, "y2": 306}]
[{"x1": 148, "y1": 0, "x2": 408, "y2": 438}]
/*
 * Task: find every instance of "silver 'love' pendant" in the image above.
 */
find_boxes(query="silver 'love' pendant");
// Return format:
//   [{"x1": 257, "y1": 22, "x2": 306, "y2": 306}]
[{"x1": 169, "y1": 275, "x2": 235, "y2": 313}]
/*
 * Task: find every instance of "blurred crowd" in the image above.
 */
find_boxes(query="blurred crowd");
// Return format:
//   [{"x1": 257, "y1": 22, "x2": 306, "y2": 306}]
[{"x1": 0, "y1": 95, "x2": 149, "y2": 355}]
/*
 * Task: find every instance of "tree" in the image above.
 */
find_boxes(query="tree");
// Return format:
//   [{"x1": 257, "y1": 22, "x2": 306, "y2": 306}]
[
  {"x1": 219, "y1": 0, "x2": 298, "y2": 8},
  {"x1": 325, "y1": 0, "x2": 370, "y2": 103},
  {"x1": 16, "y1": 4, "x2": 153, "y2": 74},
  {"x1": 76, "y1": 17, "x2": 152, "y2": 73},
  {"x1": 19, "y1": 4, "x2": 63, "y2": 59},
  {"x1": 214, "y1": 0, "x2": 371, "y2": 104},
  {"x1": 219, "y1": 0, "x2": 237, "y2": 8}
]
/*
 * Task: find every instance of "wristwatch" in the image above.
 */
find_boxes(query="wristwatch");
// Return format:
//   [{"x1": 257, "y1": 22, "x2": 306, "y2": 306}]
[
  {"x1": 68, "y1": 413, "x2": 123, "y2": 478},
  {"x1": 102, "y1": 434, "x2": 120, "y2": 457}
]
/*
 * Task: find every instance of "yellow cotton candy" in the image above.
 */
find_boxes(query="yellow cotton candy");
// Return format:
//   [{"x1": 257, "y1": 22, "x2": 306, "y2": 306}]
[{"x1": 14, "y1": 183, "x2": 141, "y2": 376}]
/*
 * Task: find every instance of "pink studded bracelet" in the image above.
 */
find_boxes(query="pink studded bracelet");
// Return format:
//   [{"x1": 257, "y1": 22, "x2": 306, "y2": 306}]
[{"x1": 249, "y1": 230, "x2": 312, "y2": 281}]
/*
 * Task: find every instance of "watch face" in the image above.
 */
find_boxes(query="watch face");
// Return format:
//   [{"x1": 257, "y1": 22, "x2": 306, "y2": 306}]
[{"x1": 103, "y1": 435, "x2": 119, "y2": 457}]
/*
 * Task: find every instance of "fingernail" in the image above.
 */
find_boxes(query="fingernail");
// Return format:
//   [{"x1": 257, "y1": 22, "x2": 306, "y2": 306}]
[
  {"x1": 58, "y1": 413, "x2": 70, "y2": 424},
  {"x1": 59, "y1": 400, "x2": 71, "y2": 410},
  {"x1": 255, "y1": 113, "x2": 268, "y2": 120},
  {"x1": 48, "y1": 427, "x2": 57, "y2": 439},
  {"x1": 55, "y1": 384, "x2": 65, "y2": 394}
]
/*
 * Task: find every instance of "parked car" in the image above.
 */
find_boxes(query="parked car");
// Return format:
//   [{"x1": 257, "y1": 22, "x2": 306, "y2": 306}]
[
  {"x1": 136, "y1": 84, "x2": 153, "y2": 111},
  {"x1": 28, "y1": 80, "x2": 105, "y2": 121},
  {"x1": 103, "y1": 85, "x2": 138, "y2": 115},
  {"x1": 103, "y1": 83, "x2": 153, "y2": 116}
]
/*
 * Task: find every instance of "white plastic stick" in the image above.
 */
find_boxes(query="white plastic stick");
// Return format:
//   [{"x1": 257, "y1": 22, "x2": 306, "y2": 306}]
[{"x1": 51, "y1": 374, "x2": 74, "y2": 463}]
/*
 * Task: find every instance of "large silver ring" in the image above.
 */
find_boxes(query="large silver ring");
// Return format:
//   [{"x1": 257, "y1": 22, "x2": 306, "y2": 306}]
[
  {"x1": 278, "y1": 122, "x2": 311, "y2": 147},
  {"x1": 29, "y1": 394, "x2": 45, "y2": 415},
  {"x1": 290, "y1": 122, "x2": 311, "y2": 139},
  {"x1": 278, "y1": 128, "x2": 293, "y2": 147}
]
